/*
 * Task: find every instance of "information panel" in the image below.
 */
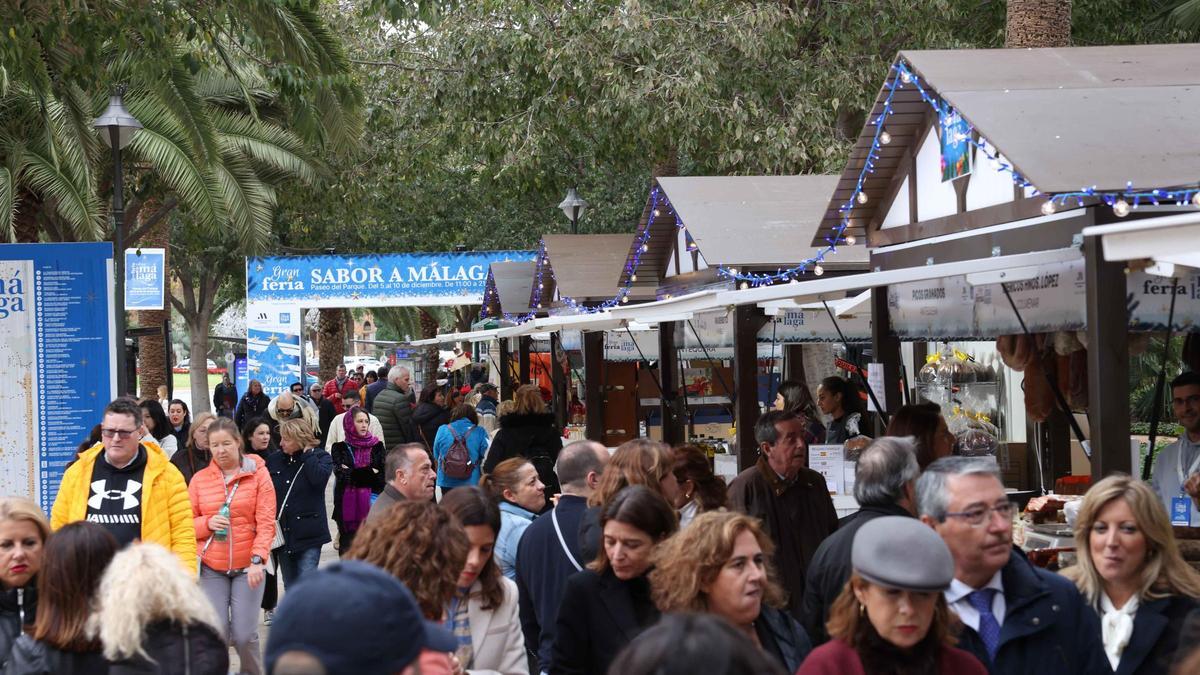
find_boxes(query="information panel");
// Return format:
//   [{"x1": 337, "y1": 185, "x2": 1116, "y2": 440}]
[{"x1": 0, "y1": 243, "x2": 114, "y2": 510}]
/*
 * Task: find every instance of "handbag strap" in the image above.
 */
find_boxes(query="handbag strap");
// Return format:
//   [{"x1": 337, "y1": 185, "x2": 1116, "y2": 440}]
[
  {"x1": 551, "y1": 508, "x2": 583, "y2": 572},
  {"x1": 277, "y1": 461, "x2": 304, "y2": 517},
  {"x1": 199, "y1": 481, "x2": 241, "y2": 569}
]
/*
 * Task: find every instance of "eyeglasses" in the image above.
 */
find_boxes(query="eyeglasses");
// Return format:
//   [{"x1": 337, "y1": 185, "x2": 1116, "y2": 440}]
[
  {"x1": 100, "y1": 428, "x2": 139, "y2": 439},
  {"x1": 943, "y1": 502, "x2": 1015, "y2": 527},
  {"x1": 277, "y1": 407, "x2": 294, "y2": 415},
  {"x1": 1172, "y1": 394, "x2": 1200, "y2": 406}
]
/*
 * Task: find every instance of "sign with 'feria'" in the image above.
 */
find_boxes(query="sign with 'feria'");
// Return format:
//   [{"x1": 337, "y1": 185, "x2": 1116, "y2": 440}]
[{"x1": 246, "y1": 251, "x2": 535, "y2": 308}]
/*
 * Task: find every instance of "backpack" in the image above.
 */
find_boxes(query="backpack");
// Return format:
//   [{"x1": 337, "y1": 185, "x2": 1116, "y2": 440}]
[{"x1": 441, "y1": 425, "x2": 476, "y2": 480}]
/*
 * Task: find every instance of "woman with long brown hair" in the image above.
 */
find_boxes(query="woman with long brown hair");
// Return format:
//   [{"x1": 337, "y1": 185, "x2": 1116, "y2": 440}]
[
  {"x1": 439, "y1": 487, "x2": 528, "y2": 674},
  {"x1": 482, "y1": 458, "x2": 545, "y2": 581},
  {"x1": 552, "y1": 485, "x2": 677, "y2": 675},
  {"x1": 884, "y1": 403, "x2": 955, "y2": 469},
  {"x1": 6, "y1": 521, "x2": 119, "y2": 673},
  {"x1": 669, "y1": 444, "x2": 727, "y2": 527},
  {"x1": 171, "y1": 411, "x2": 215, "y2": 485},
  {"x1": 0, "y1": 498, "x2": 50, "y2": 667},
  {"x1": 346, "y1": 500, "x2": 468, "y2": 674},
  {"x1": 483, "y1": 384, "x2": 563, "y2": 502},
  {"x1": 1062, "y1": 474, "x2": 1200, "y2": 674},
  {"x1": 650, "y1": 510, "x2": 809, "y2": 673},
  {"x1": 579, "y1": 438, "x2": 679, "y2": 562}
]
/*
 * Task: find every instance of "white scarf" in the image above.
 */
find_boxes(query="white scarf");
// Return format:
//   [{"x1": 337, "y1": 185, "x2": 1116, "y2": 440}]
[{"x1": 1099, "y1": 592, "x2": 1139, "y2": 671}]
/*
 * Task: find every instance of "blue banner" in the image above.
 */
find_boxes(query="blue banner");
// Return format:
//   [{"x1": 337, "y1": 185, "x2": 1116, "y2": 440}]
[
  {"x1": 246, "y1": 250, "x2": 536, "y2": 307},
  {"x1": 0, "y1": 243, "x2": 114, "y2": 510},
  {"x1": 234, "y1": 356, "x2": 248, "y2": 406},
  {"x1": 125, "y1": 248, "x2": 166, "y2": 310}
]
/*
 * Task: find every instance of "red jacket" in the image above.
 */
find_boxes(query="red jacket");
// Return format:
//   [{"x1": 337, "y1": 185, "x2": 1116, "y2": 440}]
[
  {"x1": 796, "y1": 638, "x2": 987, "y2": 675},
  {"x1": 324, "y1": 377, "x2": 359, "y2": 414},
  {"x1": 189, "y1": 454, "x2": 276, "y2": 572}
]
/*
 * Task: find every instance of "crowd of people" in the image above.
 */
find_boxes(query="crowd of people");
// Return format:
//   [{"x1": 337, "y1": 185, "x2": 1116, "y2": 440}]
[{"x1": 3, "y1": 368, "x2": 1200, "y2": 674}]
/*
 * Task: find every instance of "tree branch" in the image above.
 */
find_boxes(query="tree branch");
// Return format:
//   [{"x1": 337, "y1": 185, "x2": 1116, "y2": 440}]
[{"x1": 128, "y1": 198, "x2": 179, "y2": 244}]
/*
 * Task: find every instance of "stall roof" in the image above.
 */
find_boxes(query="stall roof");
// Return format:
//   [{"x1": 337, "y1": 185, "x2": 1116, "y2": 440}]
[
  {"x1": 656, "y1": 175, "x2": 869, "y2": 268},
  {"x1": 624, "y1": 176, "x2": 869, "y2": 289},
  {"x1": 606, "y1": 289, "x2": 728, "y2": 325},
  {"x1": 1083, "y1": 210, "x2": 1200, "y2": 270},
  {"x1": 484, "y1": 261, "x2": 536, "y2": 316},
  {"x1": 816, "y1": 43, "x2": 1200, "y2": 246},
  {"x1": 537, "y1": 234, "x2": 639, "y2": 304}
]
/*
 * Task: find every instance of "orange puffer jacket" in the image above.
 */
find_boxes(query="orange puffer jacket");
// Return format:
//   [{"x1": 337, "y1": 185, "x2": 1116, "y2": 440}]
[{"x1": 189, "y1": 454, "x2": 276, "y2": 572}]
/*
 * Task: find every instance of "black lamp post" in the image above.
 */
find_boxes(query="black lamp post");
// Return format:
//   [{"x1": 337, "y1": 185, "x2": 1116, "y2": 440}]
[
  {"x1": 557, "y1": 187, "x2": 588, "y2": 234},
  {"x1": 94, "y1": 86, "x2": 143, "y2": 396}
]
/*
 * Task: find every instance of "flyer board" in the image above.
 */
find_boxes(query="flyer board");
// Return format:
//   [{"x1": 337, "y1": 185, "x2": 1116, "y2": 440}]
[{"x1": 0, "y1": 243, "x2": 115, "y2": 511}]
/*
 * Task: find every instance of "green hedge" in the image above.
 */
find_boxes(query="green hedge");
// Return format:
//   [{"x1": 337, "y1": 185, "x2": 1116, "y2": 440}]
[{"x1": 1130, "y1": 422, "x2": 1184, "y2": 436}]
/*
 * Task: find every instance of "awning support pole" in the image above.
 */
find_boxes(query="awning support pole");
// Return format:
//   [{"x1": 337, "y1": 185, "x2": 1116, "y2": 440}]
[
  {"x1": 583, "y1": 331, "x2": 605, "y2": 442},
  {"x1": 1142, "y1": 277, "x2": 1180, "y2": 481},
  {"x1": 823, "y1": 300, "x2": 889, "y2": 427},
  {"x1": 624, "y1": 326, "x2": 670, "y2": 437}
]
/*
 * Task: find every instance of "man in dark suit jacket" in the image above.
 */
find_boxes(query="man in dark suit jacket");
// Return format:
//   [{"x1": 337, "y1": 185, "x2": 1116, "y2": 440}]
[
  {"x1": 800, "y1": 436, "x2": 920, "y2": 644},
  {"x1": 514, "y1": 441, "x2": 608, "y2": 673},
  {"x1": 917, "y1": 456, "x2": 1110, "y2": 675}
]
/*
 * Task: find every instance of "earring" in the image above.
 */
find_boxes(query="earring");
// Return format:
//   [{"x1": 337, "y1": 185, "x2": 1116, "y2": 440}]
[{"x1": 859, "y1": 603, "x2": 865, "y2": 617}]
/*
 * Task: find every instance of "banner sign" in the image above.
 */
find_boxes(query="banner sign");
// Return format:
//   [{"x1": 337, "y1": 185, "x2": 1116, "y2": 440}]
[
  {"x1": 1127, "y1": 268, "x2": 1200, "y2": 331},
  {"x1": 0, "y1": 243, "x2": 114, "y2": 510},
  {"x1": 761, "y1": 308, "x2": 872, "y2": 343},
  {"x1": 888, "y1": 275, "x2": 975, "y2": 338},
  {"x1": 973, "y1": 259, "x2": 1087, "y2": 335},
  {"x1": 124, "y1": 248, "x2": 165, "y2": 310},
  {"x1": 939, "y1": 101, "x2": 972, "y2": 182},
  {"x1": 246, "y1": 251, "x2": 535, "y2": 308},
  {"x1": 684, "y1": 309, "x2": 734, "y2": 349}
]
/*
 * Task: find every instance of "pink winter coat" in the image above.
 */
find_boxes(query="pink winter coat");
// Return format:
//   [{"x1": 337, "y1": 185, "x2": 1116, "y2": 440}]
[{"x1": 189, "y1": 454, "x2": 276, "y2": 572}]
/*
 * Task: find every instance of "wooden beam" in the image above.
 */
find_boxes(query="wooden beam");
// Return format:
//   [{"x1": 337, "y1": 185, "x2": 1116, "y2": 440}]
[
  {"x1": 518, "y1": 336, "x2": 532, "y2": 386},
  {"x1": 1084, "y1": 233, "x2": 1131, "y2": 478},
  {"x1": 658, "y1": 322, "x2": 684, "y2": 446},
  {"x1": 871, "y1": 193, "x2": 1052, "y2": 247},
  {"x1": 870, "y1": 287, "x2": 902, "y2": 424},
  {"x1": 583, "y1": 331, "x2": 605, "y2": 442},
  {"x1": 734, "y1": 305, "x2": 769, "y2": 470},
  {"x1": 550, "y1": 332, "x2": 568, "y2": 430},
  {"x1": 783, "y1": 344, "x2": 805, "y2": 384},
  {"x1": 498, "y1": 336, "x2": 513, "y2": 400}
]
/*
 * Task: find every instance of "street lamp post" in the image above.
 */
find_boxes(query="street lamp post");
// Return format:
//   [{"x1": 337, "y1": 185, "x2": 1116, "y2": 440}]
[
  {"x1": 557, "y1": 187, "x2": 588, "y2": 234},
  {"x1": 94, "y1": 86, "x2": 143, "y2": 396}
]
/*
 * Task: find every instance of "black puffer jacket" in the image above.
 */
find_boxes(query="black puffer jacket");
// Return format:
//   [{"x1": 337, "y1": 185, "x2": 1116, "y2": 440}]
[
  {"x1": 169, "y1": 446, "x2": 212, "y2": 485},
  {"x1": 482, "y1": 412, "x2": 562, "y2": 502},
  {"x1": 107, "y1": 620, "x2": 229, "y2": 675},
  {"x1": 4, "y1": 634, "x2": 109, "y2": 674},
  {"x1": 411, "y1": 402, "x2": 450, "y2": 449},
  {"x1": 0, "y1": 583, "x2": 35, "y2": 667}
]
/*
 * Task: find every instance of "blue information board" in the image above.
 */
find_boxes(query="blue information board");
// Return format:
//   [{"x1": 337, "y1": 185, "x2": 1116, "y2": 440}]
[{"x1": 0, "y1": 243, "x2": 114, "y2": 510}]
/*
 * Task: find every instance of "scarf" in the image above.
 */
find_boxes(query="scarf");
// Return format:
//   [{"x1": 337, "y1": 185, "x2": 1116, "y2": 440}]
[
  {"x1": 855, "y1": 619, "x2": 939, "y2": 675},
  {"x1": 1099, "y1": 592, "x2": 1139, "y2": 671},
  {"x1": 341, "y1": 406, "x2": 380, "y2": 532}
]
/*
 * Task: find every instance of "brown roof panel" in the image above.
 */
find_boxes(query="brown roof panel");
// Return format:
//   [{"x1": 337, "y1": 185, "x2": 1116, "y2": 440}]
[{"x1": 541, "y1": 234, "x2": 635, "y2": 301}]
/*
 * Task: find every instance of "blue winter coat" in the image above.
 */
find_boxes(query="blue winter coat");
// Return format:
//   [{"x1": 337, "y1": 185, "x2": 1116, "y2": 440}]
[
  {"x1": 265, "y1": 448, "x2": 333, "y2": 553},
  {"x1": 431, "y1": 418, "x2": 489, "y2": 489},
  {"x1": 955, "y1": 548, "x2": 1111, "y2": 675},
  {"x1": 495, "y1": 500, "x2": 537, "y2": 581}
]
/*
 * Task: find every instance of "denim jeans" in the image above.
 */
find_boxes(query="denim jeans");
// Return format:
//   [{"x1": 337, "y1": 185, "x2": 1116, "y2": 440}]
[{"x1": 275, "y1": 546, "x2": 322, "y2": 588}]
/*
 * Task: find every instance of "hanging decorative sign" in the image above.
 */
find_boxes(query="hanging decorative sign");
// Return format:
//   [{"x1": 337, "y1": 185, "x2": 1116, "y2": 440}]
[
  {"x1": 125, "y1": 248, "x2": 165, "y2": 310},
  {"x1": 685, "y1": 309, "x2": 734, "y2": 349},
  {"x1": 1127, "y1": 267, "x2": 1200, "y2": 331},
  {"x1": 973, "y1": 259, "x2": 1087, "y2": 335},
  {"x1": 888, "y1": 275, "x2": 975, "y2": 338},
  {"x1": 761, "y1": 308, "x2": 872, "y2": 343},
  {"x1": 938, "y1": 101, "x2": 972, "y2": 182}
]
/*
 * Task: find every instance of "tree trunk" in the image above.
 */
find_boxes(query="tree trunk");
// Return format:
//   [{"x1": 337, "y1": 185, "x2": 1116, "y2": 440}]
[
  {"x1": 419, "y1": 308, "x2": 441, "y2": 383},
  {"x1": 187, "y1": 310, "x2": 213, "y2": 414},
  {"x1": 13, "y1": 190, "x2": 41, "y2": 243},
  {"x1": 1005, "y1": 0, "x2": 1072, "y2": 48},
  {"x1": 318, "y1": 308, "x2": 345, "y2": 382},
  {"x1": 134, "y1": 200, "x2": 170, "y2": 399}
]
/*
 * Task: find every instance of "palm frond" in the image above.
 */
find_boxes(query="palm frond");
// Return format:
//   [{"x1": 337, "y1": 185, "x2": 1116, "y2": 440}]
[
  {"x1": 213, "y1": 151, "x2": 275, "y2": 252},
  {"x1": 0, "y1": 165, "x2": 17, "y2": 240},
  {"x1": 20, "y1": 145, "x2": 103, "y2": 239},
  {"x1": 234, "y1": 1, "x2": 350, "y2": 74},
  {"x1": 1167, "y1": 0, "x2": 1200, "y2": 31},
  {"x1": 127, "y1": 125, "x2": 227, "y2": 232},
  {"x1": 211, "y1": 109, "x2": 317, "y2": 183},
  {"x1": 143, "y1": 59, "x2": 222, "y2": 166}
]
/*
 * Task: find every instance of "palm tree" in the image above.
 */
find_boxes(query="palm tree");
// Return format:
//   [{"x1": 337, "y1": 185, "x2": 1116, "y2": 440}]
[{"x1": 1005, "y1": 0, "x2": 1072, "y2": 48}]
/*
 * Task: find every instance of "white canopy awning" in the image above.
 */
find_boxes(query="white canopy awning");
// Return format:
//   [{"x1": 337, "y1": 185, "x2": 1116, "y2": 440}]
[
  {"x1": 606, "y1": 289, "x2": 727, "y2": 324},
  {"x1": 1082, "y1": 210, "x2": 1200, "y2": 272}
]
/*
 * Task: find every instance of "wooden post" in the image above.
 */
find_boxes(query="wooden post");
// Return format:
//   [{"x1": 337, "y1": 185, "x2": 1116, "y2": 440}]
[
  {"x1": 518, "y1": 336, "x2": 532, "y2": 386},
  {"x1": 498, "y1": 337, "x2": 513, "y2": 400},
  {"x1": 658, "y1": 321, "x2": 684, "y2": 445},
  {"x1": 871, "y1": 287, "x2": 902, "y2": 432},
  {"x1": 583, "y1": 331, "x2": 604, "y2": 442},
  {"x1": 1084, "y1": 234, "x2": 1131, "y2": 478},
  {"x1": 783, "y1": 344, "x2": 805, "y2": 384},
  {"x1": 550, "y1": 332, "x2": 568, "y2": 430},
  {"x1": 734, "y1": 305, "x2": 768, "y2": 471}
]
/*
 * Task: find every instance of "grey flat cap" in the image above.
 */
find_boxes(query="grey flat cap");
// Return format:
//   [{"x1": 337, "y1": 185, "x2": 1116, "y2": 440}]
[{"x1": 851, "y1": 516, "x2": 954, "y2": 592}]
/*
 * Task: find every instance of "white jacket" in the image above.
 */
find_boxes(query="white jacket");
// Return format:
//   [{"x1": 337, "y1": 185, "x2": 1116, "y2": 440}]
[{"x1": 466, "y1": 576, "x2": 529, "y2": 675}]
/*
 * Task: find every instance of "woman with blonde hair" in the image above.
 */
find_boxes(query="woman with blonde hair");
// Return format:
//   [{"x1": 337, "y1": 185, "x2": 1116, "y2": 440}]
[
  {"x1": 579, "y1": 438, "x2": 679, "y2": 562},
  {"x1": 650, "y1": 510, "x2": 810, "y2": 673},
  {"x1": 266, "y1": 417, "x2": 332, "y2": 588},
  {"x1": 553, "y1": 485, "x2": 677, "y2": 675},
  {"x1": 481, "y1": 457, "x2": 545, "y2": 580},
  {"x1": 91, "y1": 542, "x2": 228, "y2": 674},
  {"x1": 346, "y1": 500, "x2": 467, "y2": 674},
  {"x1": 0, "y1": 498, "x2": 50, "y2": 666},
  {"x1": 171, "y1": 411, "x2": 215, "y2": 485},
  {"x1": 1061, "y1": 474, "x2": 1200, "y2": 674},
  {"x1": 483, "y1": 384, "x2": 562, "y2": 502}
]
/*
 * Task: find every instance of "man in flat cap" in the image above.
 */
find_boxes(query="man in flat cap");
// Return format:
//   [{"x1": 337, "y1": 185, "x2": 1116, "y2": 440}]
[{"x1": 916, "y1": 456, "x2": 1108, "y2": 675}]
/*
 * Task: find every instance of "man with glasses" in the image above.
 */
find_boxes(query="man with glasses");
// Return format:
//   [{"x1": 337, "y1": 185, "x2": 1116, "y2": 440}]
[
  {"x1": 1150, "y1": 371, "x2": 1200, "y2": 524},
  {"x1": 916, "y1": 456, "x2": 1106, "y2": 674},
  {"x1": 51, "y1": 398, "x2": 195, "y2": 571},
  {"x1": 267, "y1": 389, "x2": 319, "y2": 447}
]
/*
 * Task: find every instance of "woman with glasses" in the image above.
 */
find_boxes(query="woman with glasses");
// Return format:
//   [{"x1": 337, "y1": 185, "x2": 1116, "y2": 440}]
[{"x1": 1061, "y1": 475, "x2": 1200, "y2": 674}]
